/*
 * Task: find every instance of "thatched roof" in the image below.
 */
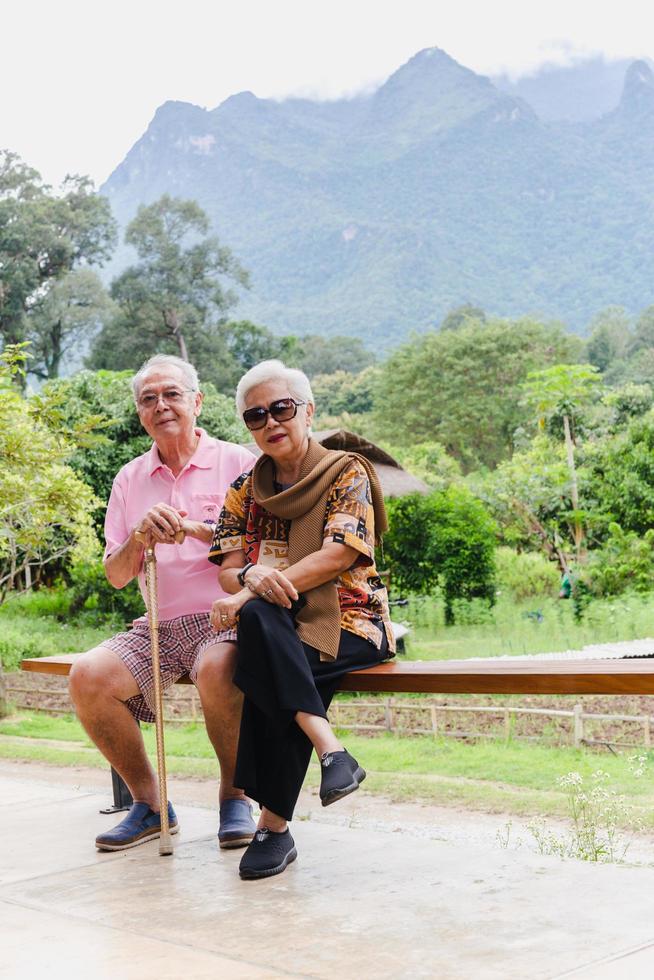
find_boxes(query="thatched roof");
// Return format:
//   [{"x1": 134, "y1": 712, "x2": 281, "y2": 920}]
[{"x1": 244, "y1": 428, "x2": 428, "y2": 498}]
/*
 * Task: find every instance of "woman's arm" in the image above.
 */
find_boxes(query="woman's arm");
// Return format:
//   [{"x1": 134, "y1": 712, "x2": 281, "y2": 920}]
[
  {"x1": 210, "y1": 540, "x2": 359, "y2": 629},
  {"x1": 241, "y1": 540, "x2": 359, "y2": 604},
  {"x1": 217, "y1": 550, "x2": 249, "y2": 595}
]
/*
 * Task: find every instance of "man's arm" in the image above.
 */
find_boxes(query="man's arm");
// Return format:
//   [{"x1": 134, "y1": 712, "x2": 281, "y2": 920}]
[{"x1": 104, "y1": 529, "x2": 147, "y2": 589}]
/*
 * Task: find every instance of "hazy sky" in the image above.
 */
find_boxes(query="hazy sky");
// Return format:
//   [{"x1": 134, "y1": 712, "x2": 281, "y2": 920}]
[{"x1": 2, "y1": 0, "x2": 651, "y2": 188}]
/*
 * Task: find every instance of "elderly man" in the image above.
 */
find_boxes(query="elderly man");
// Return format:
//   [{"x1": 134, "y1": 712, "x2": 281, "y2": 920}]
[{"x1": 69, "y1": 354, "x2": 256, "y2": 851}]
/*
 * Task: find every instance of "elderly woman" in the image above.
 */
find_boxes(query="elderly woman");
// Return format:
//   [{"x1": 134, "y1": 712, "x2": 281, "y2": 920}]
[{"x1": 208, "y1": 360, "x2": 395, "y2": 880}]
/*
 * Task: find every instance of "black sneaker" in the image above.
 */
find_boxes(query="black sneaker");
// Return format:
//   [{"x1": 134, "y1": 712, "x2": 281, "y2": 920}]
[
  {"x1": 239, "y1": 828, "x2": 297, "y2": 880},
  {"x1": 319, "y1": 749, "x2": 366, "y2": 807}
]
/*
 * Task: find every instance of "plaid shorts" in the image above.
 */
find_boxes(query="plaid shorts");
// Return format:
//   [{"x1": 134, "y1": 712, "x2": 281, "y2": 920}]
[{"x1": 103, "y1": 612, "x2": 237, "y2": 723}]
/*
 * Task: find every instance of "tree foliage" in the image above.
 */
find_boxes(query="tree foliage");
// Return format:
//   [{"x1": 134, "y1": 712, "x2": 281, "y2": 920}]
[
  {"x1": 293, "y1": 334, "x2": 376, "y2": 378},
  {"x1": 374, "y1": 318, "x2": 582, "y2": 470},
  {"x1": 389, "y1": 441, "x2": 462, "y2": 492},
  {"x1": 0, "y1": 346, "x2": 99, "y2": 601},
  {"x1": 0, "y1": 151, "x2": 116, "y2": 348},
  {"x1": 581, "y1": 410, "x2": 654, "y2": 539},
  {"x1": 586, "y1": 523, "x2": 654, "y2": 596},
  {"x1": 311, "y1": 367, "x2": 378, "y2": 417},
  {"x1": 90, "y1": 195, "x2": 248, "y2": 374},
  {"x1": 25, "y1": 269, "x2": 115, "y2": 380},
  {"x1": 384, "y1": 487, "x2": 497, "y2": 623},
  {"x1": 585, "y1": 306, "x2": 631, "y2": 374}
]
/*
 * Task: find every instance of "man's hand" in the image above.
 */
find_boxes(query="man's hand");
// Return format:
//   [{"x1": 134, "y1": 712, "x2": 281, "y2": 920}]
[
  {"x1": 243, "y1": 565, "x2": 298, "y2": 608},
  {"x1": 134, "y1": 504, "x2": 187, "y2": 545},
  {"x1": 210, "y1": 590, "x2": 251, "y2": 630}
]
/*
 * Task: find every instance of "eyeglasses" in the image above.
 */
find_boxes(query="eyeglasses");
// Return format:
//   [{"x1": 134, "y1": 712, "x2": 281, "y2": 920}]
[
  {"x1": 242, "y1": 397, "x2": 306, "y2": 431},
  {"x1": 137, "y1": 388, "x2": 196, "y2": 410}
]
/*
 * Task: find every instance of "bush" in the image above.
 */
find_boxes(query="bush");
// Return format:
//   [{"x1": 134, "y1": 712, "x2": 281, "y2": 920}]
[
  {"x1": 65, "y1": 561, "x2": 145, "y2": 622},
  {"x1": 494, "y1": 547, "x2": 561, "y2": 601},
  {"x1": 586, "y1": 523, "x2": 654, "y2": 596},
  {"x1": 384, "y1": 486, "x2": 497, "y2": 623}
]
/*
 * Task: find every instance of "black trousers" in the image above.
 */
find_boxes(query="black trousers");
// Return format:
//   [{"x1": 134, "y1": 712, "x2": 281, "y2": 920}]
[{"x1": 233, "y1": 597, "x2": 389, "y2": 821}]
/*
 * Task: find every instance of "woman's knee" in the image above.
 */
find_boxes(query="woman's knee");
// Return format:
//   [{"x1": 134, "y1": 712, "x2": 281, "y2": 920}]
[{"x1": 238, "y1": 597, "x2": 278, "y2": 631}]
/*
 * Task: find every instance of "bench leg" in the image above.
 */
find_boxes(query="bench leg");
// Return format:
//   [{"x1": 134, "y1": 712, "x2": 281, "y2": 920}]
[{"x1": 99, "y1": 767, "x2": 134, "y2": 815}]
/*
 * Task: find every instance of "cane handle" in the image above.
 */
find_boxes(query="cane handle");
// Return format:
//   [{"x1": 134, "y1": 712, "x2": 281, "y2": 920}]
[{"x1": 135, "y1": 528, "x2": 185, "y2": 546}]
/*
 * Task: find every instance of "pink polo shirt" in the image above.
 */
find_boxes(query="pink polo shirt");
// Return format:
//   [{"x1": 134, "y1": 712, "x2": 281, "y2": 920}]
[{"x1": 104, "y1": 428, "x2": 255, "y2": 622}]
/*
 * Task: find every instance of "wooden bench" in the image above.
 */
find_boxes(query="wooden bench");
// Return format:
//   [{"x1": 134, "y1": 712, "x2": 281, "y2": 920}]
[{"x1": 20, "y1": 652, "x2": 654, "y2": 811}]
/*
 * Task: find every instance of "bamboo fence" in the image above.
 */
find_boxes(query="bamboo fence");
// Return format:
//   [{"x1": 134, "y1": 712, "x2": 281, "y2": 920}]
[{"x1": 6, "y1": 681, "x2": 654, "y2": 749}]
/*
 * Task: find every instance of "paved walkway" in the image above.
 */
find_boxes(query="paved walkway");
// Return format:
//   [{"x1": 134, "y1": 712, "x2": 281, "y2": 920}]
[{"x1": 2, "y1": 761, "x2": 654, "y2": 979}]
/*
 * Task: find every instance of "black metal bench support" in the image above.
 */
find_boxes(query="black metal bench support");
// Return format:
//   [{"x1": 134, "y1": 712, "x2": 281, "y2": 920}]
[{"x1": 99, "y1": 767, "x2": 134, "y2": 814}]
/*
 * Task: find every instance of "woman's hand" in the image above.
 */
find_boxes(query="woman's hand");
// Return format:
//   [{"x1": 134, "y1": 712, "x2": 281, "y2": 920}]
[
  {"x1": 210, "y1": 589, "x2": 251, "y2": 631},
  {"x1": 243, "y1": 565, "x2": 298, "y2": 608}
]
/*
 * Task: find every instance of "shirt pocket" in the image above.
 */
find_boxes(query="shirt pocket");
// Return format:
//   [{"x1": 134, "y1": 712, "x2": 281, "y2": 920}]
[{"x1": 191, "y1": 492, "x2": 225, "y2": 526}]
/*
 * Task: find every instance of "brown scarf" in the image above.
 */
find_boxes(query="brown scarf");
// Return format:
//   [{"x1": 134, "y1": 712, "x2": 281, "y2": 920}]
[{"x1": 251, "y1": 438, "x2": 387, "y2": 660}]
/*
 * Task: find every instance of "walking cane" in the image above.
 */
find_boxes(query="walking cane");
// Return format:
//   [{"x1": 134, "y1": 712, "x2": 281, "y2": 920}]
[{"x1": 136, "y1": 529, "x2": 184, "y2": 856}]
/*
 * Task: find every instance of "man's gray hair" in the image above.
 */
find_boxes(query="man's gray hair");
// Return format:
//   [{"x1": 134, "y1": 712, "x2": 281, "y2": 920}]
[
  {"x1": 131, "y1": 355, "x2": 200, "y2": 400},
  {"x1": 235, "y1": 359, "x2": 314, "y2": 416}
]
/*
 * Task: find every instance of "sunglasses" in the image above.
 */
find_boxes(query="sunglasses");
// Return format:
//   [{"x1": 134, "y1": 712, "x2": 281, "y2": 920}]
[{"x1": 243, "y1": 397, "x2": 306, "y2": 431}]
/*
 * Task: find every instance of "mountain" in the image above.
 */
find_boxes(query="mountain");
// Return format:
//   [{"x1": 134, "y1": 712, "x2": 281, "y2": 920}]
[
  {"x1": 493, "y1": 56, "x2": 640, "y2": 122},
  {"x1": 101, "y1": 48, "x2": 654, "y2": 346}
]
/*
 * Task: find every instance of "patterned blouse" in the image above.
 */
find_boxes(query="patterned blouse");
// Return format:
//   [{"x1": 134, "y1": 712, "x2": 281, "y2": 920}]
[{"x1": 208, "y1": 460, "x2": 395, "y2": 653}]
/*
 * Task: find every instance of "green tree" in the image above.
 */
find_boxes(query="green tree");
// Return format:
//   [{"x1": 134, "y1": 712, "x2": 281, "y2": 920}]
[
  {"x1": 586, "y1": 523, "x2": 654, "y2": 596},
  {"x1": 311, "y1": 367, "x2": 378, "y2": 417},
  {"x1": 522, "y1": 364, "x2": 601, "y2": 563},
  {"x1": 384, "y1": 487, "x2": 496, "y2": 624},
  {"x1": 585, "y1": 307, "x2": 631, "y2": 373},
  {"x1": 217, "y1": 320, "x2": 300, "y2": 388},
  {"x1": 294, "y1": 334, "x2": 376, "y2": 378},
  {"x1": 582, "y1": 409, "x2": 654, "y2": 540},
  {"x1": 90, "y1": 195, "x2": 248, "y2": 371},
  {"x1": 477, "y1": 435, "x2": 574, "y2": 568},
  {"x1": 0, "y1": 346, "x2": 99, "y2": 601},
  {"x1": 440, "y1": 304, "x2": 486, "y2": 332},
  {"x1": 25, "y1": 269, "x2": 114, "y2": 380},
  {"x1": 0, "y1": 152, "x2": 116, "y2": 347},
  {"x1": 389, "y1": 441, "x2": 462, "y2": 492},
  {"x1": 626, "y1": 304, "x2": 654, "y2": 357},
  {"x1": 374, "y1": 318, "x2": 582, "y2": 470}
]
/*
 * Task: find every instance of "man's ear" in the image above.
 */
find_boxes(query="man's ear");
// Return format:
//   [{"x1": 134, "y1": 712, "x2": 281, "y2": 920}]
[
  {"x1": 306, "y1": 401, "x2": 315, "y2": 426},
  {"x1": 194, "y1": 391, "x2": 204, "y2": 417}
]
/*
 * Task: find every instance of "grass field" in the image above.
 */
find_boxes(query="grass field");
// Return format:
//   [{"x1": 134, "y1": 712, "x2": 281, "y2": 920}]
[
  {"x1": 403, "y1": 591, "x2": 654, "y2": 660},
  {"x1": 2, "y1": 711, "x2": 653, "y2": 828}
]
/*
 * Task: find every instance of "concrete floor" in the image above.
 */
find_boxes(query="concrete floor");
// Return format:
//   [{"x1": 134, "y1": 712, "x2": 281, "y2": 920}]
[{"x1": 2, "y1": 762, "x2": 654, "y2": 979}]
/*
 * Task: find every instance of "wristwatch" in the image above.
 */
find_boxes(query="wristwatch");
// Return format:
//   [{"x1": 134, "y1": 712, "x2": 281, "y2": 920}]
[{"x1": 237, "y1": 562, "x2": 255, "y2": 587}]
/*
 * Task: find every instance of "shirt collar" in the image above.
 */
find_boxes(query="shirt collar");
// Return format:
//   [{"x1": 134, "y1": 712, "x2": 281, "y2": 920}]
[{"x1": 147, "y1": 428, "x2": 213, "y2": 476}]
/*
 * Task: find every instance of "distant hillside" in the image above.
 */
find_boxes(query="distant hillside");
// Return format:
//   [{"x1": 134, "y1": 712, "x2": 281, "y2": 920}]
[{"x1": 101, "y1": 48, "x2": 654, "y2": 347}]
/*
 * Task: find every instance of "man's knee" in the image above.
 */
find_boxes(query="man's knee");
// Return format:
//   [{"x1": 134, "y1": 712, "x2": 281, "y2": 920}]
[
  {"x1": 69, "y1": 647, "x2": 135, "y2": 707},
  {"x1": 196, "y1": 643, "x2": 238, "y2": 694}
]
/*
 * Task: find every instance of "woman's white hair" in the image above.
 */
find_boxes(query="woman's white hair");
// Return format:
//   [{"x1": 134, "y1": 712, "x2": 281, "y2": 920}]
[
  {"x1": 235, "y1": 359, "x2": 314, "y2": 416},
  {"x1": 131, "y1": 354, "x2": 200, "y2": 400}
]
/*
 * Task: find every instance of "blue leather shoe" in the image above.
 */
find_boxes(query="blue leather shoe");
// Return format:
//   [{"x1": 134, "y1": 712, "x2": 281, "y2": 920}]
[
  {"x1": 218, "y1": 798, "x2": 256, "y2": 849},
  {"x1": 96, "y1": 801, "x2": 178, "y2": 851}
]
